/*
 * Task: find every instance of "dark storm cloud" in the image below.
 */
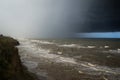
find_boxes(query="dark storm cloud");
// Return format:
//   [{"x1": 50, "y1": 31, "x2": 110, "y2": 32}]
[
  {"x1": 73, "y1": 0, "x2": 120, "y2": 32},
  {"x1": 0, "y1": 0, "x2": 119, "y2": 38}
]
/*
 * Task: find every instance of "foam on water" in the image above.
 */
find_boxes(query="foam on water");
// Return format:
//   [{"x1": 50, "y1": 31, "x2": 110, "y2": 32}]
[
  {"x1": 58, "y1": 44, "x2": 97, "y2": 49},
  {"x1": 103, "y1": 49, "x2": 120, "y2": 54},
  {"x1": 17, "y1": 38, "x2": 120, "y2": 76},
  {"x1": 23, "y1": 61, "x2": 38, "y2": 69},
  {"x1": 18, "y1": 39, "x2": 77, "y2": 64},
  {"x1": 78, "y1": 61, "x2": 120, "y2": 75},
  {"x1": 58, "y1": 44, "x2": 88, "y2": 48},
  {"x1": 56, "y1": 57, "x2": 77, "y2": 64},
  {"x1": 87, "y1": 46, "x2": 96, "y2": 48},
  {"x1": 104, "y1": 46, "x2": 109, "y2": 48},
  {"x1": 58, "y1": 44, "x2": 78, "y2": 47},
  {"x1": 31, "y1": 40, "x2": 55, "y2": 44}
]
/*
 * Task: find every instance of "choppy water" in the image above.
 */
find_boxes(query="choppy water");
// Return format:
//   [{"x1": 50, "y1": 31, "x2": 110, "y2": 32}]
[{"x1": 17, "y1": 38, "x2": 120, "y2": 80}]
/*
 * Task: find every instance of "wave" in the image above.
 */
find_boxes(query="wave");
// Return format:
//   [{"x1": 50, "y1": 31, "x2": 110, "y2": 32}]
[
  {"x1": 17, "y1": 38, "x2": 120, "y2": 77},
  {"x1": 58, "y1": 44, "x2": 96, "y2": 49},
  {"x1": 31, "y1": 40, "x2": 55, "y2": 44},
  {"x1": 103, "y1": 49, "x2": 120, "y2": 54},
  {"x1": 18, "y1": 39, "x2": 77, "y2": 64},
  {"x1": 77, "y1": 61, "x2": 120, "y2": 75}
]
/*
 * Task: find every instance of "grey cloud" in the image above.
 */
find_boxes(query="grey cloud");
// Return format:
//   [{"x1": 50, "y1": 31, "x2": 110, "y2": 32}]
[{"x1": 0, "y1": 0, "x2": 118, "y2": 38}]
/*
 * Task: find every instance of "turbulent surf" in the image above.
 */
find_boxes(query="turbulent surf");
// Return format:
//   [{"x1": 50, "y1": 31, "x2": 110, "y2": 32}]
[{"x1": 17, "y1": 38, "x2": 120, "y2": 80}]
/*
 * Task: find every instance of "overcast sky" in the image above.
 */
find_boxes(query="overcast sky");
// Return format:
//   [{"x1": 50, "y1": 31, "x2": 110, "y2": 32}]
[{"x1": 0, "y1": 0, "x2": 119, "y2": 38}]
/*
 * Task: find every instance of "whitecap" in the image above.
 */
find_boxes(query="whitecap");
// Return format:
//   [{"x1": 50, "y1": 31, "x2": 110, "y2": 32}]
[
  {"x1": 56, "y1": 57, "x2": 77, "y2": 64},
  {"x1": 57, "y1": 52, "x2": 62, "y2": 55},
  {"x1": 58, "y1": 44, "x2": 78, "y2": 47},
  {"x1": 103, "y1": 49, "x2": 120, "y2": 54},
  {"x1": 23, "y1": 61, "x2": 38, "y2": 69},
  {"x1": 87, "y1": 46, "x2": 96, "y2": 48},
  {"x1": 18, "y1": 39, "x2": 77, "y2": 65},
  {"x1": 58, "y1": 44, "x2": 87, "y2": 48},
  {"x1": 104, "y1": 46, "x2": 109, "y2": 48}
]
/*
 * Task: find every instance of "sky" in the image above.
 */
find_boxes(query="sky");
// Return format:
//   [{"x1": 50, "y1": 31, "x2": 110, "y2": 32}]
[
  {"x1": 76, "y1": 32, "x2": 120, "y2": 38},
  {"x1": 0, "y1": 0, "x2": 120, "y2": 38}
]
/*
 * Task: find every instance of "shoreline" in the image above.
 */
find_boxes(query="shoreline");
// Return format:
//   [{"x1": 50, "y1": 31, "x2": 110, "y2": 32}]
[{"x1": 0, "y1": 35, "x2": 38, "y2": 80}]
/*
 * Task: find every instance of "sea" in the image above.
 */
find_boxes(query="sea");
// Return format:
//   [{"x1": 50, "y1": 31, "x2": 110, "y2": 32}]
[{"x1": 17, "y1": 38, "x2": 120, "y2": 80}]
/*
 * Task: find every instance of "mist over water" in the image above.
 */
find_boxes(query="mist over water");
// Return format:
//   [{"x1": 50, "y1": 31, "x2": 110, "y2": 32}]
[
  {"x1": 0, "y1": 0, "x2": 90, "y2": 38},
  {"x1": 0, "y1": 0, "x2": 118, "y2": 38}
]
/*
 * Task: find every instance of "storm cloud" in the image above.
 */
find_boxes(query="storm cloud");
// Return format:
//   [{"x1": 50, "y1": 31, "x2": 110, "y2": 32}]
[{"x1": 0, "y1": 0, "x2": 119, "y2": 38}]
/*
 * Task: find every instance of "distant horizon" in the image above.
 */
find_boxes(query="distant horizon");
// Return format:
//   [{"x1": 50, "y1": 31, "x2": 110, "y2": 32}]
[
  {"x1": 75, "y1": 32, "x2": 120, "y2": 39},
  {"x1": 1, "y1": 32, "x2": 119, "y2": 39}
]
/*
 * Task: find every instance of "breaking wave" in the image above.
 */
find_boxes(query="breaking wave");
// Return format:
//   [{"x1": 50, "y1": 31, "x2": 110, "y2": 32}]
[
  {"x1": 17, "y1": 38, "x2": 120, "y2": 79},
  {"x1": 103, "y1": 49, "x2": 120, "y2": 54},
  {"x1": 58, "y1": 44, "x2": 96, "y2": 48},
  {"x1": 17, "y1": 39, "x2": 77, "y2": 64}
]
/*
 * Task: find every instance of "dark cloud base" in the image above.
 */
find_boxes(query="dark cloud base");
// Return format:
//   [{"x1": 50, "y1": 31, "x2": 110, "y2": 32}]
[{"x1": 73, "y1": 0, "x2": 120, "y2": 33}]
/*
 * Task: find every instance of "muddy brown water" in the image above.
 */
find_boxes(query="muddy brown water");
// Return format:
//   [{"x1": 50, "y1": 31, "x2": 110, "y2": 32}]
[{"x1": 17, "y1": 38, "x2": 120, "y2": 80}]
